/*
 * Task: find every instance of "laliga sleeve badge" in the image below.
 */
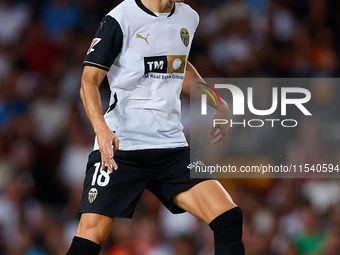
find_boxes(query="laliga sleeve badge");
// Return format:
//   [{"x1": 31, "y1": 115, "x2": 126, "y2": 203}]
[
  {"x1": 88, "y1": 188, "x2": 98, "y2": 203},
  {"x1": 87, "y1": 38, "x2": 101, "y2": 55},
  {"x1": 180, "y1": 28, "x2": 189, "y2": 47}
]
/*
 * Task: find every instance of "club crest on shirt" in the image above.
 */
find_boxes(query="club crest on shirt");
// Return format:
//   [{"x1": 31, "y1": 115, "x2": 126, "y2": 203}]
[
  {"x1": 180, "y1": 28, "x2": 189, "y2": 47},
  {"x1": 88, "y1": 188, "x2": 98, "y2": 203}
]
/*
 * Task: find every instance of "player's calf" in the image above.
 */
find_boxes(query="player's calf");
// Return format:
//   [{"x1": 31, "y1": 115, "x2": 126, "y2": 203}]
[
  {"x1": 66, "y1": 213, "x2": 113, "y2": 255},
  {"x1": 209, "y1": 207, "x2": 245, "y2": 255}
]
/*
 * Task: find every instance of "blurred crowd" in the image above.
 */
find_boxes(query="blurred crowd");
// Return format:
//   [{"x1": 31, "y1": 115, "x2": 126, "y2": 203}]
[{"x1": 0, "y1": 0, "x2": 340, "y2": 254}]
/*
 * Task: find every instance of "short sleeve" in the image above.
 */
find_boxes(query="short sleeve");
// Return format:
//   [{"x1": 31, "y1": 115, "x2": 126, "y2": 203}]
[{"x1": 83, "y1": 15, "x2": 123, "y2": 71}]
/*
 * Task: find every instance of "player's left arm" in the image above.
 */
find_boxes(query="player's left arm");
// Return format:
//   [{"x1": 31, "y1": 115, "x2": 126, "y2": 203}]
[{"x1": 182, "y1": 62, "x2": 230, "y2": 147}]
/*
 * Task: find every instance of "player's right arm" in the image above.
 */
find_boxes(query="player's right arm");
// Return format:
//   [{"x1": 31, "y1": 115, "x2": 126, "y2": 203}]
[
  {"x1": 81, "y1": 14, "x2": 123, "y2": 172},
  {"x1": 80, "y1": 66, "x2": 119, "y2": 172}
]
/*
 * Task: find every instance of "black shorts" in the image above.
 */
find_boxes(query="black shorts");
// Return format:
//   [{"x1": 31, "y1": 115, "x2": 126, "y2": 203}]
[{"x1": 78, "y1": 147, "x2": 215, "y2": 218}]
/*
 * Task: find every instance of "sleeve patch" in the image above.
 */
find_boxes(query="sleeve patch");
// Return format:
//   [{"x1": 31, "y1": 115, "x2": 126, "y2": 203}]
[
  {"x1": 83, "y1": 16, "x2": 123, "y2": 71},
  {"x1": 87, "y1": 38, "x2": 102, "y2": 55}
]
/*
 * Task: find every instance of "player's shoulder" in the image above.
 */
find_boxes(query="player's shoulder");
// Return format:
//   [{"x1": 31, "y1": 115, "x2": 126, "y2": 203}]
[
  {"x1": 107, "y1": 0, "x2": 136, "y2": 21},
  {"x1": 175, "y1": 2, "x2": 199, "y2": 24},
  {"x1": 176, "y1": 2, "x2": 198, "y2": 15}
]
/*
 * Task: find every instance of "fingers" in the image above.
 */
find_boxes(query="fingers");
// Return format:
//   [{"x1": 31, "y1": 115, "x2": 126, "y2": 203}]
[
  {"x1": 211, "y1": 130, "x2": 222, "y2": 144},
  {"x1": 219, "y1": 125, "x2": 229, "y2": 148},
  {"x1": 212, "y1": 129, "x2": 221, "y2": 139},
  {"x1": 208, "y1": 126, "x2": 217, "y2": 139},
  {"x1": 100, "y1": 144, "x2": 118, "y2": 173},
  {"x1": 101, "y1": 157, "x2": 105, "y2": 172},
  {"x1": 97, "y1": 129, "x2": 120, "y2": 173},
  {"x1": 222, "y1": 132, "x2": 228, "y2": 148},
  {"x1": 112, "y1": 136, "x2": 119, "y2": 152},
  {"x1": 209, "y1": 127, "x2": 229, "y2": 148},
  {"x1": 110, "y1": 158, "x2": 118, "y2": 171},
  {"x1": 100, "y1": 147, "x2": 117, "y2": 173},
  {"x1": 101, "y1": 156, "x2": 118, "y2": 173}
]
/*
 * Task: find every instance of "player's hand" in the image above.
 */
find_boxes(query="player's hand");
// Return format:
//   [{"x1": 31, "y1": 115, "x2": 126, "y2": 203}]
[
  {"x1": 96, "y1": 127, "x2": 119, "y2": 173},
  {"x1": 208, "y1": 104, "x2": 230, "y2": 148}
]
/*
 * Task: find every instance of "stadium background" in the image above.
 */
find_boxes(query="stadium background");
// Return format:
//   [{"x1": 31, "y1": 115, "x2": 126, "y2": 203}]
[{"x1": 0, "y1": 0, "x2": 340, "y2": 254}]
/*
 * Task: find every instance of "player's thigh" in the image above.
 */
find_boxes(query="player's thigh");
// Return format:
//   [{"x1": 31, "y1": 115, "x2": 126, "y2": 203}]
[
  {"x1": 172, "y1": 180, "x2": 237, "y2": 224},
  {"x1": 76, "y1": 213, "x2": 114, "y2": 245}
]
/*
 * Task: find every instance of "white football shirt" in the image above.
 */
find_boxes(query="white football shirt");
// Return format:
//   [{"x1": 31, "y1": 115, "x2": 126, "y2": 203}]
[{"x1": 84, "y1": 0, "x2": 199, "y2": 150}]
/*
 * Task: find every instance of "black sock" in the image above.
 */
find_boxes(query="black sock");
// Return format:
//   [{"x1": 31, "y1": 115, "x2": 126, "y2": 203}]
[
  {"x1": 66, "y1": 236, "x2": 101, "y2": 255},
  {"x1": 209, "y1": 207, "x2": 245, "y2": 255}
]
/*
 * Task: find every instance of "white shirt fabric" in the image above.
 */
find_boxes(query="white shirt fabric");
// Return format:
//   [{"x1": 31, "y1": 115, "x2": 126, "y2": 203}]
[{"x1": 84, "y1": 0, "x2": 199, "y2": 150}]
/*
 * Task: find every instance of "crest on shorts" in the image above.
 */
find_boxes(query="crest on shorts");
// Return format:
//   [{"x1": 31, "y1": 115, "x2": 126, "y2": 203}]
[
  {"x1": 88, "y1": 188, "x2": 98, "y2": 203},
  {"x1": 180, "y1": 28, "x2": 189, "y2": 47}
]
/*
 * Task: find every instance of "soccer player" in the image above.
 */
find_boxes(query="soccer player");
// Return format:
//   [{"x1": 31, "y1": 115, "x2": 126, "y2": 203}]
[{"x1": 66, "y1": 0, "x2": 245, "y2": 254}]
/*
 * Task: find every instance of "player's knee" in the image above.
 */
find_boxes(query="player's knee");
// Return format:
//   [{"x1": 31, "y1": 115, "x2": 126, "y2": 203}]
[
  {"x1": 209, "y1": 207, "x2": 243, "y2": 242},
  {"x1": 76, "y1": 225, "x2": 108, "y2": 245},
  {"x1": 76, "y1": 214, "x2": 113, "y2": 245}
]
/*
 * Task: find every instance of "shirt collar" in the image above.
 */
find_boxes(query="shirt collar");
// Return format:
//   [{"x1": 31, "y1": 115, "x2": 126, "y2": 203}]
[{"x1": 135, "y1": 0, "x2": 176, "y2": 17}]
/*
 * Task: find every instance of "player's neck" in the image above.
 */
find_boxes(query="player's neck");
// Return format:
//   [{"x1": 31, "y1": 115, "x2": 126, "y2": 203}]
[{"x1": 141, "y1": 0, "x2": 174, "y2": 13}]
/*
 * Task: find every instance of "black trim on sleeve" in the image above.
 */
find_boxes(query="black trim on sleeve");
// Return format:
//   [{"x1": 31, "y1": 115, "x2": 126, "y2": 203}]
[
  {"x1": 83, "y1": 61, "x2": 110, "y2": 71},
  {"x1": 83, "y1": 16, "x2": 123, "y2": 71}
]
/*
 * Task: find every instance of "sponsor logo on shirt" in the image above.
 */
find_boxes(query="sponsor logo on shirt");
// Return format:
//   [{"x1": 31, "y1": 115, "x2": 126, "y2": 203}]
[{"x1": 144, "y1": 55, "x2": 186, "y2": 74}]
